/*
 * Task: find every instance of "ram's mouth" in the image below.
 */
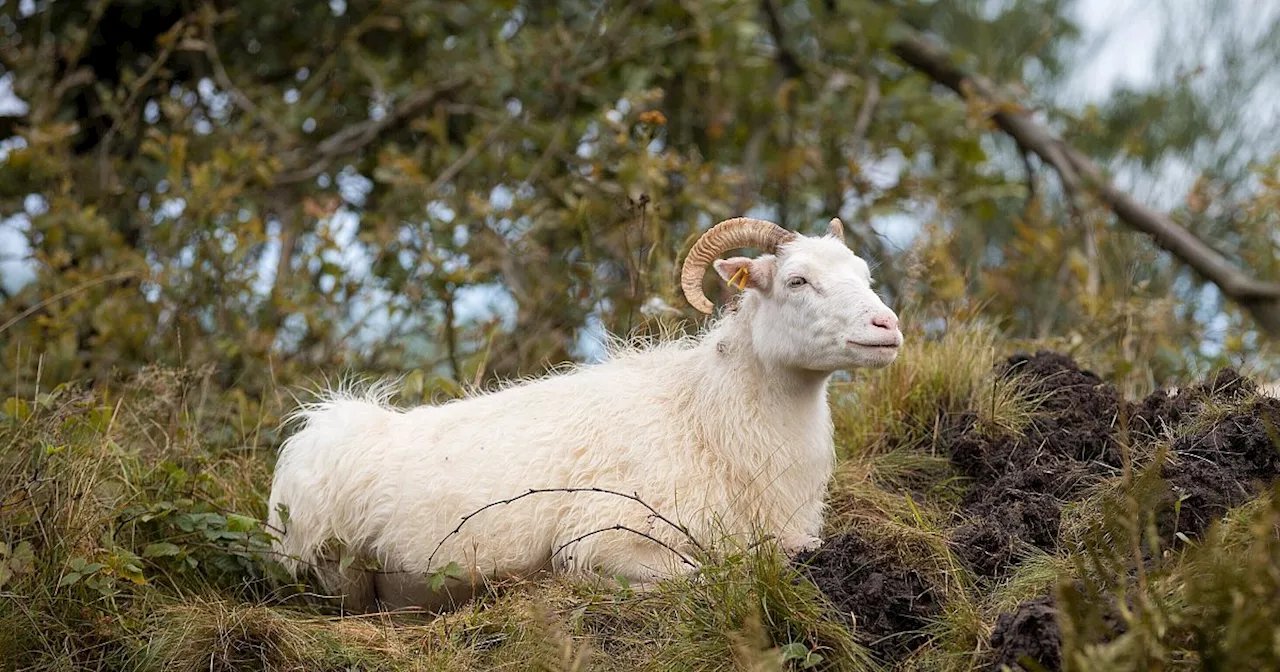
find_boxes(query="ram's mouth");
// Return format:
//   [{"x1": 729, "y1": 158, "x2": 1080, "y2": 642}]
[{"x1": 847, "y1": 340, "x2": 901, "y2": 350}]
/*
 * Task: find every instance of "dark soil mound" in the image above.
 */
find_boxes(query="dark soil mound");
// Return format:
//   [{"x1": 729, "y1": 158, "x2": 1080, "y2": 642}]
[
  {"x1": 999, "y1": 351, "x2": 1125, "y2": 468},
  {"x1": 985, "y1": 588, "x2": 1132, "y2": 671},
  {"x1": 949, "y1": 352, "x2": 1122, "y2": 576},
  {"x1": 948, "y1": 355, "x2": 1278, "y2": 576},
  {"x1": 795, "y1": 532, "x2": 940, "y2": 659},
  {"x1": 986, "y1": 596, "x2": 1062, "y2": 672},
  {"x1": 1158, "y1": 393, "x2": 1280, "y2": 539},
  {"x1": 951, "y1": 466, "x2": 1072, "y2": 576},
  {"x1": 807, "y1": 352, "x2": 1280, "y2": 665},
  {"x1": 947, "y1": 351, "x2": 1125, "y2": 492},
  {"x1": 1128, "y1": 367, "x2": 1257, "y2": 440},
  {"x1": 973, "y1": 364, "x2": 1278, "y2": 668}
]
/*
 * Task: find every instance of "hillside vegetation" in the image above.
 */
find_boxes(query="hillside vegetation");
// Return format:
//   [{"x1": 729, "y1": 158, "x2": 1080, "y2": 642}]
[
  {"x1": 3, "y1": 4, "x2": 1280, "y2": 668},
  {"x1": 3, "y1": 322, "x2": 1278, "y2": 672}
]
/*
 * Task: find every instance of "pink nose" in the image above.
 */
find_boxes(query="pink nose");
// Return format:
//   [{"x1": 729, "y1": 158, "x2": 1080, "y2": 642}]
[{"x1": 871, "y1": 313, "x2": 899, "y2": 332}]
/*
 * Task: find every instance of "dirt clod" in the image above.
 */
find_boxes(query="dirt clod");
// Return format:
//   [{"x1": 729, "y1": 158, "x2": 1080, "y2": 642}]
[
  {"x1": 986, "y1": 596, "x2": 1062, "y2": 672},
  {"x1": 998, "y1": 351, "x2": 1125, "y2": 468},
  {"x1": 796, "y1": 532, "x2": 939, "y2": 659},
  {"x1": 952, "y1": 490, "x2": 1061, "y2": 577},
  {"x1": 1129, "y1": 367, "x2": 1257, "y2": 440}
]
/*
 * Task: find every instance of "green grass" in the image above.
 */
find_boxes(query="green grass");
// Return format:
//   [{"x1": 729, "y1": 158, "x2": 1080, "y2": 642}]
[{"x1": 4, "y1": 326, "x2": 1280, "y2": 671}]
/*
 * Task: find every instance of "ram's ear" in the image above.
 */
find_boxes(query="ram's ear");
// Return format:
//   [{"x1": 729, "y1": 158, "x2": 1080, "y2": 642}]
[{"x1": 713, "y1": 255, "x2": 776, "y2": 292}]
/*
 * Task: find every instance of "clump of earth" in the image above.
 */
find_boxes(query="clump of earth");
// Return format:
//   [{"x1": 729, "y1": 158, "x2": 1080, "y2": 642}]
[
  {"x1": 794, "y1": 531, "x2": 939, "y2": 659},
  {"x1": 797, "y1": 351, "x2": 1280, "y2": 669}
]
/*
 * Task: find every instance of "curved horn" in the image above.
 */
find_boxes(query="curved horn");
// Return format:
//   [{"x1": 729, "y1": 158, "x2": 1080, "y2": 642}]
[
  {"x1": 827, "y1": 217, "x2": 844, "y2": 240},
  {"x1": 680, "y1": 217, "x2": 796, "y2": 314}
]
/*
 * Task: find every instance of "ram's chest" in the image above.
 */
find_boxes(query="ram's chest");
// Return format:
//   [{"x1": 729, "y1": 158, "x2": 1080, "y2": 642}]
[
  {"x1": 676, "y1": 415, "x2": 833, "y2": 531},
  {"x1": 757, "y1": 424, "x2": 834, "y2": 503}
]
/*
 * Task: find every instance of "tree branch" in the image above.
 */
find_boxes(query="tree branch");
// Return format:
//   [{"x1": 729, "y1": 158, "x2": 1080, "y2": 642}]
[
  {"x1": 759, "y1": 0, "x2": 804, "y2": 79},
  {"x1": 553, "y1": 524, "x2": 699, "y2": 569},
  {"x1": 426, "y1": 117, "x2": 514, "y2": 194},
  {"x1": 850, "y1": 75, "x2": 881, "y2": 149},
  {"x1": 273, "y1": 75, "x2": 471, "y2": 186},
  {"x1": 887, "y1": 29, "x2": 1280, "y2": 334},
  {"x1": 1019, "y1": 144, "x2": 1038, "y2": 218}
]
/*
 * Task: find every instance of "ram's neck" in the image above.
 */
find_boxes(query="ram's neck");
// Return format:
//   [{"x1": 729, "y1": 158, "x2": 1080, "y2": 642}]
[{"x1": 689, "y1": 305, "x2": 834, "y2": 461}]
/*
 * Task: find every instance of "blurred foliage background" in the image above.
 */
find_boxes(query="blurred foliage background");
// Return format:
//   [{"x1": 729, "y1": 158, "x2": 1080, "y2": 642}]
[{"x1": 1, "y1": 0, "x2": 1279, "y2": 397}]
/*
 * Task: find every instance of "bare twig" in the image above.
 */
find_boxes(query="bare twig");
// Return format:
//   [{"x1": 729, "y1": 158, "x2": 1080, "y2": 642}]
[
  {"x1": 553, "y1": 524, "x2": 699, "y2": 568},
  {"x1": 96, "y1": 18, "x2": 191, "y2": 190},
  {"x1": 843, "y1": 74, "x2": 902, "y2": 292},
  {"x1": 202, "y1": 37, "x2": 293, "y2": 143},
  {"x1": 886, "y1": 29, "x2": 1280, "y2": 334},
  {"x1": 470, "y1": 321, "x2": 500, "y2": 389},
  {"x1": 426, "y1": 118, "x2": 514, "y2": 194},
  {"x1": 425, "y1": 487, "x2": 706, "y2": 571},
  {"x1": 442, "y1": 286, "x2": 461, "y2": 384},
  {"x1": 0, "y1": 271, "x2": 138, "y2": 336}
]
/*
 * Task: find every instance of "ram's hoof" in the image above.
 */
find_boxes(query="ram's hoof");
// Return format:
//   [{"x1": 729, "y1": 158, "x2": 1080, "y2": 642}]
[{"x1": 783, "y1": 535, "x2": 823, "y2": 556}]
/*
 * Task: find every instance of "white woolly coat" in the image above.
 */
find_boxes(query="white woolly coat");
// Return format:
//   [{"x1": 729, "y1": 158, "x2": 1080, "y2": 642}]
[{"x1": 268, "y1": 300, "x2": 836, "y2": 589}]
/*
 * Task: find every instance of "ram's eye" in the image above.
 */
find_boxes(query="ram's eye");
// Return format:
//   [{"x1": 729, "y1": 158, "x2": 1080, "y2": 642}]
[{"x1": 786, "y1": 276, "x2": 808, "y2": 289}]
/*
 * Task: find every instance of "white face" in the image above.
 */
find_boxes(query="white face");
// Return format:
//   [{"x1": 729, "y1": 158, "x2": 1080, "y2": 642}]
[{"x1": 713, "y1": 234, "x2": 903, "y2": 372}]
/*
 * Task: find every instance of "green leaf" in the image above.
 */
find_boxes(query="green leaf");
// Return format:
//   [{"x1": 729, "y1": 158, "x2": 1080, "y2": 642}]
[
  {"x1": 779, "y1": 642, "x2": 809, "y2": 661},
  {"x1": 273, "y1": 503, "x2": 291, "y2": 527},
  {"x1": 801, "y1": 653, "x2": 824, "y2": 669},
  {"x1": 10, "y1": 542, "x2": 34, "y2": 573},
  {"x1": 427, "y1": 562, "x2": 466, "y2": 591},
  {"x1": 442, "y1": 561, "x2": 466, "y2": 579},
  {"x1": 226, "y1": 513, "x2": 257, "y2": 533},
  {"x1": 0, "y1": 564, "x2": 12, "y2": 588},
  {"x1": 57, "y1": 571, "x2": 82, "y2": 588},
  {"x1": 143, "y1": 542, "x2": 182, "y2": 558},
  {"x1": 2, "y1": 397, "x2": 30, "y2": 421}
]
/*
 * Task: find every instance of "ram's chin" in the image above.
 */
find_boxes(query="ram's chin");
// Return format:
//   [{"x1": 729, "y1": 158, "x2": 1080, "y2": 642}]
[{"x1": 846, "y1": 345, "x2": 900, "y2": 369}]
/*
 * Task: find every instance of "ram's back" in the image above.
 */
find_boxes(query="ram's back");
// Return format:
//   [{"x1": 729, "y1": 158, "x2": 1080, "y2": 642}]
[{"x1": 270, "y1": 345, "x2": 704, "y2": 578}]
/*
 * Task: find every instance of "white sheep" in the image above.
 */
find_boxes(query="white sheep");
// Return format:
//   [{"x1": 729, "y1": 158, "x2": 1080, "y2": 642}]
[{"x1": 267, "y1": 216, "x2": 903, "y2": 611}]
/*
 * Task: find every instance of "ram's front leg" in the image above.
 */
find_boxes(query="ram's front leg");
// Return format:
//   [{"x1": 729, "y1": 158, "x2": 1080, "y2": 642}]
[
  {"x1": 608, "y1": 541, "x2": 703, "y2": 591},
  {"x1": 778, "y1": 494, "x2": 827, "y2": 557},
  {"x1": 780, "y1": 534, "x2": 823, "y2": 557}
]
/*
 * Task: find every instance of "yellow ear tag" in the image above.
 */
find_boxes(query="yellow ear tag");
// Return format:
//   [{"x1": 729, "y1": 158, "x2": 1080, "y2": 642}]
[{"x1": 728, "y1": 267, "x2": 749, "y2": 290}]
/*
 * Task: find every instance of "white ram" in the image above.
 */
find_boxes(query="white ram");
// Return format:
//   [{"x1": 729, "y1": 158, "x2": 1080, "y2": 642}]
[{"x1": 267, "y1": 216, "x2": 903, "y2": 611}]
